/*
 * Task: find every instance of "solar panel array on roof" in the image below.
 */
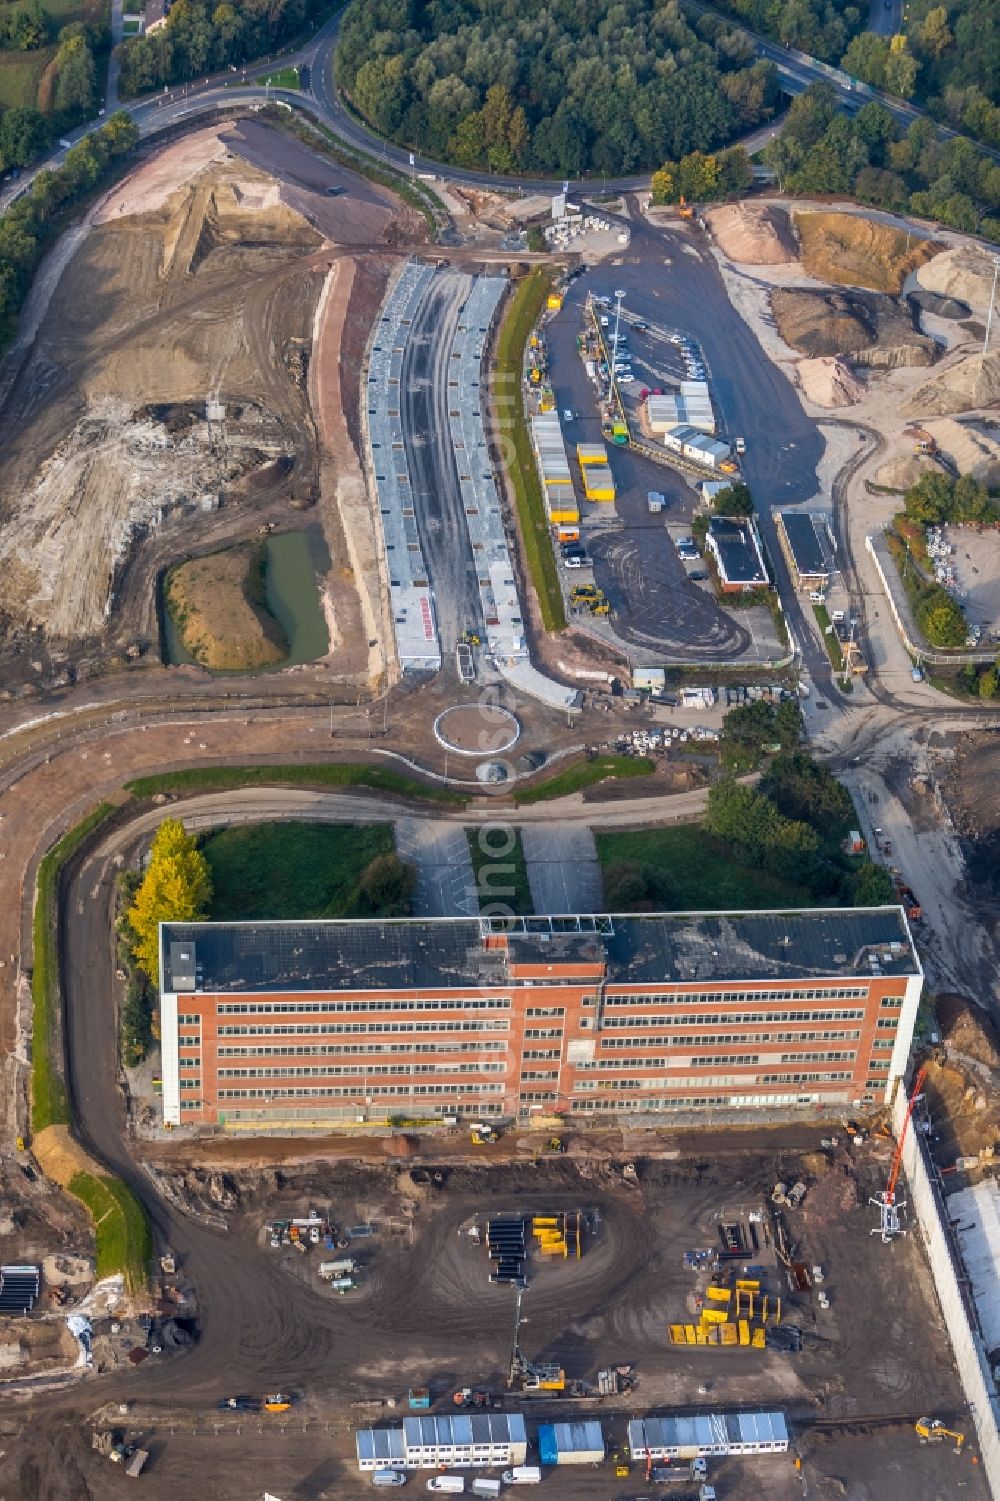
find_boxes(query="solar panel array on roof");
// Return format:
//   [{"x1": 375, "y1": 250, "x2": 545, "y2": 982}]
[{"x1": 0, "y1": 1264, "x2": 39, "y2": 1315}]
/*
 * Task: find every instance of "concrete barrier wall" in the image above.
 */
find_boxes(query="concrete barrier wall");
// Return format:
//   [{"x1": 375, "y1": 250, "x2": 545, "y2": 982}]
[{"x1": 895, "y1": 1086, "x2": 1000, "y2": 1495}]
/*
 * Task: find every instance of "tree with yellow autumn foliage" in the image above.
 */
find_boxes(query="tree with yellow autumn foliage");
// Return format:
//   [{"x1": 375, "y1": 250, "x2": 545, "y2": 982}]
[{"x1": 127, "y1": 818, "x2": 211, "y2": 986}]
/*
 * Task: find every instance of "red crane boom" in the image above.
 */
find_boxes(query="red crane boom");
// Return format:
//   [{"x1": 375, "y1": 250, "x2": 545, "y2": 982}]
[{"x1": 885, "y1": 1063, "x2": 928, "y2": 1204}]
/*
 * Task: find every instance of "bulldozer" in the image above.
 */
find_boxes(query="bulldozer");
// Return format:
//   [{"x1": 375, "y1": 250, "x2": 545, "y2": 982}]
[
  {"x1": 543, "y1": 1136, "x2": 567, "y2": 1154},
  {"x1": 915, "y1": 1418, "x2": 965, "y2": 1452}
]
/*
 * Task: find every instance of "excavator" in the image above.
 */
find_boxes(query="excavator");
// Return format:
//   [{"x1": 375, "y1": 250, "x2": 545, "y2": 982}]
[{"x1": 915, "y1": 1417, "x2": 966, "y2": 1452}]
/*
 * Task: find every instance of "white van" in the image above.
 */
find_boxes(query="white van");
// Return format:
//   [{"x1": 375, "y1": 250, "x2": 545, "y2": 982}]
[
  {"x1": 472, "y1": 1482, "x2": 502, "y2": 1499},
  {"x1": 502, "y1": 1469, "x2": 541, "y2": 1486},
  {"x1": 427, "y1": 1480, "x2": 465, "y2": 1494},
  {"x1": 373, "y1": 1473, "x2": 408, "y2": 1487}
]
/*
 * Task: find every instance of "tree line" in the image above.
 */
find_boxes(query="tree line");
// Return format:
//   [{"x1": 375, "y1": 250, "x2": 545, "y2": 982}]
[
  {"x1": 0, "y1": 110, "x2": 138, "y2": 348},
  {"x1": 0, "y1": 18, "x2": 101, "y2": 175},
  {"x1": 335, "y1": 0, "x2": 779, "y2": 176},
  {"x1": 651, "y1": 146, "x2": 754, "y2": 203},
  {"x1": 117, "y1": 0, "x2": 324, "y2": 95},
  {"x1": 764, "y1": 81, "x2": 1000, "y2": 238}
]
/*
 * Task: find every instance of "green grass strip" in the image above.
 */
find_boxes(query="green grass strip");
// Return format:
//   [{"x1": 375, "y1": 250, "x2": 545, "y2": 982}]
[
  {"x1": 68, "y1": 1171, "x2": 152, "y2": 1291},
  {"x1": 31, "y1": 803, "x2": 117, "y2": 1131},
  {"x1": 514, "y1": 755, "x2": 654, "y2": 805},
  {"x1": 125, "y1": 762, "x2": 465, "y2": 803},
  {"x1": 493, "y1": 270, "x2": 567, "y2": 632},
  {"x1": 466, "y1": 827, "x2": 533, "y2": 914},
  {"x1": 812, "y1": 603, "x2": 845, "y2": 672}
]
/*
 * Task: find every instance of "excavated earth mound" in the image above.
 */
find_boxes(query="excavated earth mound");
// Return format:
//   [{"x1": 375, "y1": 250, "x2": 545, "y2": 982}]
[
  {"x1": 902, "y1": 349, "x2": 1000, "y2": 417},
  {"x1": 874, "y1": 452, "x2": 938, "y2": 491},
  {"x1": 907, "y1": 288, "x2": 970, "y2": 320},
  {"x1": 166, "y1": 541, "x2": 289, "y2": 670},
  {"x1": 923, "y1": 417, "x2": 1000, "y2": 487},
  {"x1": 773, "y1": 288, "x2": 937, "y2": 366},
  {"x1": 794, "y1": 210, "x2": 942, "y2": 294},
  {"x1": 917, "y1": 247, "x2": 999, "y2": 314},
  {"x1": 797, "y1": 355, "x2": 865, "y2": 407},
  {"x1": 706, "y1": 202, "x2": 799, "y2": 264}
]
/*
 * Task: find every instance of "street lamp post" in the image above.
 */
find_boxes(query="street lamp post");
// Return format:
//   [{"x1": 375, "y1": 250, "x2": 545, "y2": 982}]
[{"x1": 984, "y1": 256, "x2": 1000, "y2": 356}]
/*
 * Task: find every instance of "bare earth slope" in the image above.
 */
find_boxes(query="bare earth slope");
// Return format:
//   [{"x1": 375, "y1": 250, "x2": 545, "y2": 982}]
[{"x1": 794, "y1": 211, "x2": 942, "y2": 294}]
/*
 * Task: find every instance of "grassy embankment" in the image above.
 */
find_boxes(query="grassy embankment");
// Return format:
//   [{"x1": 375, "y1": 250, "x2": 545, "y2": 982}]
[
  {"x1": 466, "y1": 828, "x2": 532, "y2": 914},
  {"x1": 68, "y1": 1171, "x2": 152, "y2": 1283},
  {"x1": 125, "y1": 763, "x2": 464, "y2": 804},
  {"x1": 31, "y1": 802, "x2": 152, "y2": 1291},
  {"x1": 514, "y1": 755, "x2": 653, "y2": 805},
  {"x1": 812, "y1": 602, "x2": 845, "y2": 672},
  {"x1": 596, "y1": 825, "x2": 816, "y2": 911},
  {"x1": 202, "y1": 821, "x2": 396, "y2": 919},
  {"x1": 493, "y1": 269, "x2": 567, "y2": 633}
]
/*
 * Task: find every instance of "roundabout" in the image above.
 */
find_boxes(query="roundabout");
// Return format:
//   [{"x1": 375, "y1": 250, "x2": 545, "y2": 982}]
[{"x1": 432, "y1": 703, "x2": 520, "y2": 758}]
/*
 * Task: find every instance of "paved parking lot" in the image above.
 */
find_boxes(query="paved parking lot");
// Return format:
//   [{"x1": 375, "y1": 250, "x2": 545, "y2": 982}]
[
  {"x1": 520, "y1": 825, "x2": 602, "y2": 914},
  {"x1": 546, "y1": 286, "x2": 763, "y2": 663},
  {"x1": 395, "y1": 819, "x2": 479, "y2": 917}
]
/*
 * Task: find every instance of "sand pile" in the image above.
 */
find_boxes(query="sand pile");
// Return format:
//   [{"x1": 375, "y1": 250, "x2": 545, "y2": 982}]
[
  {"x1": 917, "y1": 248, "x2": 999, "y2": 315},
  {"x1": 795, "y1": 211, "x2": 942, "y2": 294},
  {"x1": 707, "y1": 202, "x2": 798, "y2": 264},
  {"x1": 797, "y1": 355, "x2": 865, "y2": 407},
  {"x1": 923, "y1": 418, "x2": 1000, "y2": 486},
  {"x1": 874, "y1": 452, "x2": 937, "y2": 491},
  {"x1": 902, "y1": 349, "x2": 1000, "y2": 416}
]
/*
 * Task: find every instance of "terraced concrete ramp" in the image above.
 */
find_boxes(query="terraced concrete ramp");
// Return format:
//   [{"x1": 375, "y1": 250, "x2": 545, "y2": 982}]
[
  {"x1": 520, "y1": 826, "x2": 602, "y2": 915},
  {"x1": 395, "y1": 819, "x2": 479, "y2": 918}
]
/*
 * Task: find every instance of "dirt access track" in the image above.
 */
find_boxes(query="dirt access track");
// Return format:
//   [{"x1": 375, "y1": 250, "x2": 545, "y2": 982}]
[{"x1": 0, "y1": 117, "x2": 420, "y2": 685}]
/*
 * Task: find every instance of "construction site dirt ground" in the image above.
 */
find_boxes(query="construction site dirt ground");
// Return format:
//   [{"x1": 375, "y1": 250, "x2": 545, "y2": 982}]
[
  {"x1": 0, "y1": 117, "x2": 418, "y2": 686},
  {"x1": 0, "y1": 1148, "x2": 984, "y2": 1500}
]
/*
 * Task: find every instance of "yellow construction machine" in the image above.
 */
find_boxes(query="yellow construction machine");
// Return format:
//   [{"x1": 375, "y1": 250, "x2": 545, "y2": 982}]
[{"x1": 915, "y1": 1418, "x2": 965, "y2": 1452}]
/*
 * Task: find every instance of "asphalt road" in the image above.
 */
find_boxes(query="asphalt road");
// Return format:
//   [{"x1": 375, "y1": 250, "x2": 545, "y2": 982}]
[
  {"x1": 400, "y1": 269, "x2": 484, "y2": 658},
  {"x1": 4, "y1": 0, "x2": 998, "y2": 222}
]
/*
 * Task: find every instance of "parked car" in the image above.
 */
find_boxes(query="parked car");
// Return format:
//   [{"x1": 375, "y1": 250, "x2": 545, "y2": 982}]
[
  {"x1": 562, "y1": 554, "x2": 585, "y2": 569},
  {"x1": 562, "y1": 408, "x2": 574, "y2": 422},
  {"x1": 373, "y1": 1473, "x2": 408, "y2": 1488}
]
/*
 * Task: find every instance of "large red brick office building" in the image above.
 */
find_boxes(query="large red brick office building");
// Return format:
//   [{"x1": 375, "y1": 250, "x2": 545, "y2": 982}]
[{"x1": 158, "y1": 908, "x2": 922, "y2": 1129}]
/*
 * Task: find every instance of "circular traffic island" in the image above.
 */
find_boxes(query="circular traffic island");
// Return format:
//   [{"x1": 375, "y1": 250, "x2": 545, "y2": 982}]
[{"x1": 433, "y1": 703, "x2": 520, "y2": 758}]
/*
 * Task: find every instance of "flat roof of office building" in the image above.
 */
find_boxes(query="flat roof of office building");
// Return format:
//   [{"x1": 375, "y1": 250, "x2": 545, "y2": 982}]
[
  {"x1": 779, "y1": 510, "x2": 831, "y2": 577},
  {"x1": 160, "y1": 909, "x2": 919, "y2": 996}
]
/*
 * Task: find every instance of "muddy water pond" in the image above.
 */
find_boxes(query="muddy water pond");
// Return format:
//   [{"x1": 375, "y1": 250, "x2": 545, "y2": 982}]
[{"x1": 162, "y1": 528, "x2": 330, "y2": 669}]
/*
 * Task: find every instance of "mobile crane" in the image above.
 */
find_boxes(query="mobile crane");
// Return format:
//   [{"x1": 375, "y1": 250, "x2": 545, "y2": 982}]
[
  {"x1": 870, "y1": 1064, "x2": 927, "y2": 1242},
  {"x1": 508, "y1": 1285, "x2": 565, "y2": 1392}
]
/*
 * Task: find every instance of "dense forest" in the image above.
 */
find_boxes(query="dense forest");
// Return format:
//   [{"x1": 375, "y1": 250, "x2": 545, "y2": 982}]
[
  {"x1": 118, "y1": 0, "x2": 325, "y2": 95},
  {"x1": 335, "y1": 0, "x2": 779, "y2": 175},
  {"x1": 763, "y1": 82, "x2": 1000, "y2": 238},
  {"x1": 841, "y1": 0, "x2": 999, "y2": 146},
  {"x1": 710, "y1": 0, "x2": 865, "y2": 63}
]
